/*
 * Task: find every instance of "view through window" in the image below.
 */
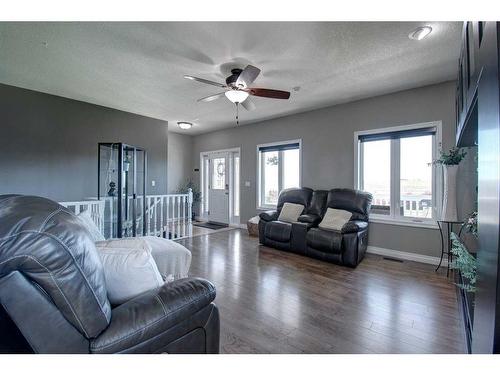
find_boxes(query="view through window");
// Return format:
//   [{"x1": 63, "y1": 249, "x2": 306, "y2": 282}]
[
  {"x1": 258, "y1": 142, "x2": 300, "y2": 208},
  {"x1": 358, "y1": 126, "x2": 436, "y2": 221}
]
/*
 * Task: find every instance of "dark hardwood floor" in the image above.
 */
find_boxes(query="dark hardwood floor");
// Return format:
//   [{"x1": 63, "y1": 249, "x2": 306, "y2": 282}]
[{"x1": 178, "y1": 229, "x2": 466, "y2": 354}]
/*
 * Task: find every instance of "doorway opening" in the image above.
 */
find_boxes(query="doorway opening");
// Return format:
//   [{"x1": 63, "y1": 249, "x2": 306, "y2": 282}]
[{"x1": 200, "y1": 148, "x2": 240, "y2": 225}]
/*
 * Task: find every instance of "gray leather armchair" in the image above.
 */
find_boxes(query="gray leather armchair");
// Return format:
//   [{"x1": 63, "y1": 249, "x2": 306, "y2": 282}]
[{"x1": 0, "y1": 195, "x2": 220, "y2": 354}]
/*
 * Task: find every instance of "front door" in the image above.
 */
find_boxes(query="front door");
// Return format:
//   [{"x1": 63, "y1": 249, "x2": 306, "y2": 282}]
[{"x1": 208, "y1": 152, "x2": 230, "y2": 224}]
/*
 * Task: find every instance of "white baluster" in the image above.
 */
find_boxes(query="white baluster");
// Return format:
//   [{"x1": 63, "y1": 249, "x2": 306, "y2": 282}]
[
  {"x1": 160, "y1": 196, "x2": 164, "y2": 237},
  {"x1": 182, "y1": 196, "x2": 186, "y2": 238},
  {"x1": 187, "y1": 188, "x2": 193, "y2": 238},
  {"x1": 147, "y1": 196, "x2": 151, "y2": 236},
  {"x1": 175, "y1": 197, "x2": 181, "y2": 237},
  {"x1": 165, "y1": 196, "x2": 170, "y2": 239},
  {"x1": 155, "y1": 197, "x2": 158, "y2": 236}
]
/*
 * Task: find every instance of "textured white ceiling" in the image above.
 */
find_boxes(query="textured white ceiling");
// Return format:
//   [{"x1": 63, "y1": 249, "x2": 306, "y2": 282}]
[{"x1": 0, "y1": 22, "x2": 461, "y2": 135}]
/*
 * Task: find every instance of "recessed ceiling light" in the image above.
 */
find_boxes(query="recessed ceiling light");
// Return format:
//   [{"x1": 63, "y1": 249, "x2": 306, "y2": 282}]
[
  {"x1": 177, "y1": 122, "x2": 193, "y2": 130},
  {"x1": 409, "y1": 26, "x2": 433, "y2": 41}
]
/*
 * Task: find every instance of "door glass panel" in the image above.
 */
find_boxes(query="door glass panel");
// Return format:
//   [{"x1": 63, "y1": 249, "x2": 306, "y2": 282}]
[
  {"x1": 400, "y1": 135, "x2": 433, "y2": 218},
  {"x1": 234, "y1": 155, "x2": 240, "y2": 217},
  {"x1": 283, "y1": 148, "x2": 300, "y2": 189},
  {"x1": 211, "y1": 157, "x2": 226, "y2": 190},
  {"x1": 204, "y1": 157, "x2": 209, "y2": 212},
  {"x1": 262, "y1": 151, "x2": 279, "y2": 206},
  {"x1": 362, "y1": 140, "x2": 391, "y2": 215}
]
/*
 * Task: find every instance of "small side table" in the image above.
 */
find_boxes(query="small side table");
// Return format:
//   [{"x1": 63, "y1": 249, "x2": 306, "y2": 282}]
[{"x1": 436, "y1": 220, "x2": 464, "y2": 277}]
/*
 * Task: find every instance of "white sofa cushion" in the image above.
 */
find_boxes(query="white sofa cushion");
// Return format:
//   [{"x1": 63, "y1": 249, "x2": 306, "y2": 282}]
[
  {"x1": 277, "y1": 202, "x2": 304, "y2": 223},
  {"x1": 95, "y1": 242, "x2": 164, "y2": 305},
  {"x1": 319, "y1": 208, "x2": 352, "y2": 232},
  {"x1": 96, "y1": 236, "x2": 192, "y2": 282}
]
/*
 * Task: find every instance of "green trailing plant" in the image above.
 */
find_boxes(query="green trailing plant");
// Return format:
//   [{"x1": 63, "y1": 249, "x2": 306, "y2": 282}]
[
  {"x1": 450, "y1": 232, "x2": 477, "y2": 293},
  {"x1": 432, "y1": 147, "x2": 467, "y2": 165},
  {"x1": 176, "y1": 180, "x2": 202, "y2": 203}
]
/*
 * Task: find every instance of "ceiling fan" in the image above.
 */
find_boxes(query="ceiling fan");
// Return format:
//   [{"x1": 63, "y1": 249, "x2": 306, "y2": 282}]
[{"x1": 184, "y1": 65, "x2": 290, "y2": 124}]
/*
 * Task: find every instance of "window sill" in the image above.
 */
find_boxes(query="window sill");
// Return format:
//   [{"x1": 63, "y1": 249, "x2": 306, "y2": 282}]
[
  {"x1": 257, "y1": 206, "x2": 276, "y2": 211},
  {"x1": 369, "y1": 216, "x2": 439, "y2": 229}
]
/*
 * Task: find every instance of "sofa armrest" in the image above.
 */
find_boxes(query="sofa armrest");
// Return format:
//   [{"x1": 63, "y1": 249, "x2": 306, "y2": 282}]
[
  {"x1": 298, "y1": 214, "x2": 321, "y2": 226},
  {"x1": 341, "y1": 220, "x2": 368, "y2": 234},
  {"x1": 259, "y1": 210, "x2": 279, "y2": 222},
  {"x1": 90, "y1": 277, "x2": 216, "y2": 353}
]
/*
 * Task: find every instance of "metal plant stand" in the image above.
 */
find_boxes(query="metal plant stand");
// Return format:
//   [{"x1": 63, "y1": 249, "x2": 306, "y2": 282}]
[{"x1": 436, "y1": 220, "x2": 464, "y2": 276}]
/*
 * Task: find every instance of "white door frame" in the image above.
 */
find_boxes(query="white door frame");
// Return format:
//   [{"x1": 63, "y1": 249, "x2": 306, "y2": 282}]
[{"x1": 200, "y1": 147, "x2": 241, "y2": 225}]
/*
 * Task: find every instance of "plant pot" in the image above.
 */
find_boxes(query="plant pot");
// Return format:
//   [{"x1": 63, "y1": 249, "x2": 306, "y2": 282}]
[{"x1": 442, "y1": 164, "x2": 458, "y2": 221}]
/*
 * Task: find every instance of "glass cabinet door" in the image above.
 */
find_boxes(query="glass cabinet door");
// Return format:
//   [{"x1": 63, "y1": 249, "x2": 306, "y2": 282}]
[{"x1": 98, "y1": 143, "x2": 147, "y2": 239}]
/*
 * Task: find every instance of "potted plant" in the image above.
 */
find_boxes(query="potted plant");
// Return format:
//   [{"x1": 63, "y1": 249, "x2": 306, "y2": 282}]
[
  {"x1": 176, "y1": 180, "x2": 202, "y2": 221},
  {"x1": 433, "y1": 147, "x2": 467, "y2": 221}
]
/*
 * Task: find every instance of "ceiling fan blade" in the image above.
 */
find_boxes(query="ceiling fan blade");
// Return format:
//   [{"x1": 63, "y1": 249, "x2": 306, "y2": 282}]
[
  {"x1": 240, "y1": 97, "x2": 256, "y2": 111},
  {"x1": 184, "y1": 75, "x2": 227, "y2": 88},
  {"x1": 197, "y1": 92, "x2": 226, "y2": 102},
  {"x1": 235, "y1": 65, "x2": 261, "y2": 87},
  {"x1": 247, "y1": 88, "x2": 291, "y2": 99}
]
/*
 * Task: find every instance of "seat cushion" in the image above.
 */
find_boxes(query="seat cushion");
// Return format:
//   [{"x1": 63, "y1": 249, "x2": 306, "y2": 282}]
[
  {"x1": 265, "y1": 221, "x2": 292, "y2": 242},
  {"x1": 306, "y1": 228, "x2": 343, "y2": 254}
]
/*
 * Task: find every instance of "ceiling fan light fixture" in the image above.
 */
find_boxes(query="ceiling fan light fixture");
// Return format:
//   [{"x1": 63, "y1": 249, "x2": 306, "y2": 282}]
[
  {"x1": 409, "y1": 26, "x2": 432, "y2": 41},
  {"x1": 225, "y1": 90, "x2": 249, "y2": 103},
  {"x1": 177, "y1": 121, "x2": 193, "y2": 130}
]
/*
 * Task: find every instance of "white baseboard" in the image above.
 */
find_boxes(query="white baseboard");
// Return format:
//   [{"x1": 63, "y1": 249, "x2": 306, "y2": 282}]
[
  {"x1": 367, "y1": 246, "x2": 447, "y2": 266},
  {"x1": 230, "y1": 223, "x2": 247, "y2": 229}
]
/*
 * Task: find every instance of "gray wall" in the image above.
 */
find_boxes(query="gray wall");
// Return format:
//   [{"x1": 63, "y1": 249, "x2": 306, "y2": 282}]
[
  {"x1": 0, "y1": 83, "x2": 169, "y2": 202},
  {"x1": 192, "y1": 81, "x2": 476, "y2": 258},
  {"x1": 167, "y1": 131, "x2": 193, "y2": 193}
]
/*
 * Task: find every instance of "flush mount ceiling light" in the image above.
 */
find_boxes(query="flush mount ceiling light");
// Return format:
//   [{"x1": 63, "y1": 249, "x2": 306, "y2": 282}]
[
  {"x1": 409, "y1": 26, "x2": 433, "y2": 41},
  {"x1": 224, "y1": 90, "x2": 249, "y2": 103},
  {"x1": 177, "y1": 121, "x2": 193, "y2": 130}
]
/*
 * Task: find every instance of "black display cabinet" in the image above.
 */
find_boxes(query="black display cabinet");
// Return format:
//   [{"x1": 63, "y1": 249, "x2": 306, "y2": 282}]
[{"x1": 98, "y1": 143, "x2": 147, "y2": 238}]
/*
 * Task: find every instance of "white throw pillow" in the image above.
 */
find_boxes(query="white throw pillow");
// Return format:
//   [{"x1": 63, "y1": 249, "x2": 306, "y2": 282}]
[
  {"x1": 96, "y1": 236, "x2": 192, "y2": 282},
  {"x1": 76, "y1": 210, "x2": 105, "y2": 242},
  {"x1": 95, "y1": 243, "x2": 164, "y2": 305},
  {"x1": 278, "y1": 202, "x2": 305, "y2": 223},
  {"x1": 319, "y1": 208, "x2": 353, "y2": 232}
]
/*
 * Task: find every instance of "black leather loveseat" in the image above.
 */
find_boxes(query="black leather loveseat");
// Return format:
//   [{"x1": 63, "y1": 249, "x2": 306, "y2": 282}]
[
  {"x1": 0, "y1": 195, "x2": 220, "y2": 354},
  {"x1": 259, "y1": 188, "x2": 372, "y2": 267}
]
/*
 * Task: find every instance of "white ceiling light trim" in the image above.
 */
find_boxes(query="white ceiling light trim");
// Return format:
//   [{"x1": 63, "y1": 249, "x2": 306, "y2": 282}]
[
  {"x1": 177, "y1": 121, "x2": 193, "y2": 130},
  {"x1": 225, "y1": 90, "x2": 249, "y2": 103},
  {"x1": 409, "y1": 26, "x2": 433, "y2": 41}
]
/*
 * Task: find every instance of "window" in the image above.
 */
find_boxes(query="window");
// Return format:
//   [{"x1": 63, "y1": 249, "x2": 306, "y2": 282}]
[
  {"x1": 355, "y1": 123, "x2": 441, "y2": 226},
  {"x1": 257, "y1": 140, "x2": 301, "y2": 208}
]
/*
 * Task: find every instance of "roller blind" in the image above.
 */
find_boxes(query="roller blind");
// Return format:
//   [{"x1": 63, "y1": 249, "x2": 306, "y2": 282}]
[
  {"x1": 358, "y1": 127, "x2": 436, "y2": 143},
  {"x1": 258, "y1": 142, "x2": 300, "y2": 152}
]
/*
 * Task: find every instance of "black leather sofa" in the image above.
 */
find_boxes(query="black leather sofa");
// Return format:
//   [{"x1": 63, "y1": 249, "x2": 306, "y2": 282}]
[
  {"x1": 259, "y1": 188, "x2": 372, "y2": 267},
  {"x1": 0, "y1": 195, "x2": 220, "y2": 354}
]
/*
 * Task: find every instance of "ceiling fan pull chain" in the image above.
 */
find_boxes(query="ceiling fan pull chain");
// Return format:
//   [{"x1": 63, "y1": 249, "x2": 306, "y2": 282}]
[{"x1": 236, "y1": 102, "x2": 239, "y2": 126}]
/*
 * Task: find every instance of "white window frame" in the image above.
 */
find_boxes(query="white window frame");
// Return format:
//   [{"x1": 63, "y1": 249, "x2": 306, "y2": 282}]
[
  {"x1": 354, "y1": 121, "x2": 442, "y2": 229},
  {"x1": 256, "y1": 139, "x2": 302, "y2": 210}
]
